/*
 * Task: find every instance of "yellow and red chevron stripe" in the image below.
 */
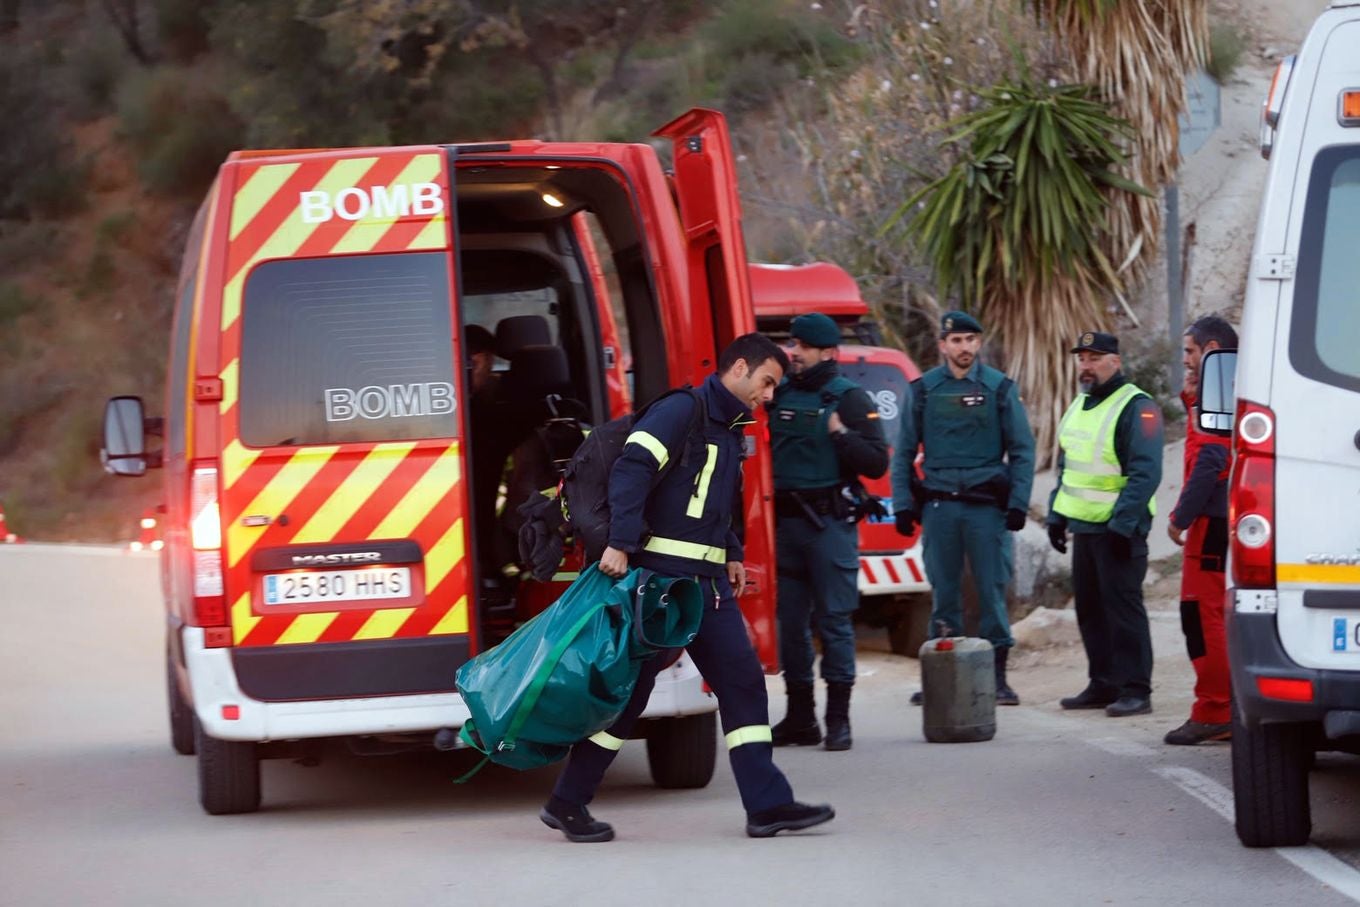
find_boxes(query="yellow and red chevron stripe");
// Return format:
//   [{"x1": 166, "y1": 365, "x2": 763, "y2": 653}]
[
  {"x1": 224, "y1": 441, "x2": 469, "y2": 647},
  {"x1": 215, "y1": 150, "x2": 449, "y2": 429},
  {"x1": 210, "y1": 149, "x2": 466, "y2": 649}
]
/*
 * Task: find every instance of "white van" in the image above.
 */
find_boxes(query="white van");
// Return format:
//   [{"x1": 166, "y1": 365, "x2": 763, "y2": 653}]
[{"x1": 1197, "y1": 0, "x2": 1360, "y2": 848}]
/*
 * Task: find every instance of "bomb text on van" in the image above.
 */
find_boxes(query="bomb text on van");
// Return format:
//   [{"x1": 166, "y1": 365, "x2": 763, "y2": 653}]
[
  {"x1": 300, "y1": 183, "x2": 444, "y2": 224},
  {"x1": 324, "y1": 382, "x2": 456, "y2": 422}
]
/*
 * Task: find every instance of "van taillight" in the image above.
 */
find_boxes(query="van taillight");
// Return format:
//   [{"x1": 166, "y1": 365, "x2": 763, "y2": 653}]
[
  {"x1": 190, "y1": 464, "x2": 227, "y2": 631},
  {"x1": 1229, "y1": 400, "x2": 1275, "y2": 588}
]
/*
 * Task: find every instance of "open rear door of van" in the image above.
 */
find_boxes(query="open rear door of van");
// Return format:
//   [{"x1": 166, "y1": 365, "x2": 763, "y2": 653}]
[{"x1": 653, "y1": 108, "x2": 779, "y2": 670}]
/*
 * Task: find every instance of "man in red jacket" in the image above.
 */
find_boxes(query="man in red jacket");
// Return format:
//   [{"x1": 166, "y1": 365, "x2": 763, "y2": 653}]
[{"x1": 1164, "y1": 315, "x2": 1238, "y2": 745}]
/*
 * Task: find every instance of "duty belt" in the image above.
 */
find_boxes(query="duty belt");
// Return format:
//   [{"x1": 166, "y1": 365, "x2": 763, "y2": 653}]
[
  {"x1": 924, "y1": 487, "x2": 1003, "y2": 507},
  {"x1": 774, "y1": 487, "x2": 839, "y2": 528}
]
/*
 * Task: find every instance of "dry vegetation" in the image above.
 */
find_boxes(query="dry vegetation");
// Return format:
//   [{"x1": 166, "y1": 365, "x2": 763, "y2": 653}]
[{"x1": 1, "y1": 0, "x2": 1220, "y2": 539}]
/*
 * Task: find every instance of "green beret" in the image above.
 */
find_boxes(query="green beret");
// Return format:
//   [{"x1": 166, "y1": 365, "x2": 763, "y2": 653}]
[
  {"x1": 940, "y1": 310, "x2": 983, "y2": 335},
  {"x1": 790, "y1": 312, "x2": 841, "y2": 348}
]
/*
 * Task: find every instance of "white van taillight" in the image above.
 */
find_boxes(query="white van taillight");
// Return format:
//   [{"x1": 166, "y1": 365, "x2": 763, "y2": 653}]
[
  {"x1": 1341, "y1": 89, "x2": 1360, "y2": 127},
  {"x1": 190, "y1": 465, "x2": 227, "y2": 632},
  {"x1": 1229, "y1": 400, "x2": 1275, "y2": 588},
  {"x1": 1259, "y1": 55, "x2": 1296, "y2": 159}
]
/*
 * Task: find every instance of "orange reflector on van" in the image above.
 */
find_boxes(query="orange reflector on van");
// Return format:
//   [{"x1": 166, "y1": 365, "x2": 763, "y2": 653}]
[
  {"x1": 222, "y1": 705, "x2": 241, "y2": 720},
  {"x1": 1256, "y1": 676, "x2": 1314, "y2": 702},
  {"x1": 204, "y1": 627, "x2": 233, "y2": 648},
  {"x1": 1341, "y1": 89, "x2": 1360, "y2": 126}
]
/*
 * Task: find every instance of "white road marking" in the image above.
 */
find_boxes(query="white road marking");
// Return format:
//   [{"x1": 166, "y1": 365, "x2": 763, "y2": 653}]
[
  {"x1": 1151, "y1": 765, "x2": 1235, "y2": 821},
  {"x1": 1086, "y1": 736, "x2": 1158, "y2": 759},
  {"x1": 1018, "y1": 708, "x2": 1360, "y2": 902},
  {"x1": 1154, "y1": 765, "x2": 1360, "y2": 903}
]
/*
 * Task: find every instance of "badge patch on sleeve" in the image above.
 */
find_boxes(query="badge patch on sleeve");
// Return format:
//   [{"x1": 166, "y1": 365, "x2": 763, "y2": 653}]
[
  {"x1": 1139, "y1": 403, "x2": 1163, "y2": 438},
  {"x1": 776, "y1": 409, "x2": 796, "y2": 421}
]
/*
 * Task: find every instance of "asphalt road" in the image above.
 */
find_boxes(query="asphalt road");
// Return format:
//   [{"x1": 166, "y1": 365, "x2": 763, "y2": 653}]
[{"x1": 2, "y1": 543, "x2": 1358, "y2": 906}]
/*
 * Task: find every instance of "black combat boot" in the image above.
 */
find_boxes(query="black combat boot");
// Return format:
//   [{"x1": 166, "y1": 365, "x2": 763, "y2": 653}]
[
  {"x1": 823, "y1": 682, "x2": 853, "y2": 751},
  {"x1": 771, "y1": 681, "x2": 822, "y2": 746},
  {"x1": 995, "y1": 646, "x2": 1019, "y2": 706}
]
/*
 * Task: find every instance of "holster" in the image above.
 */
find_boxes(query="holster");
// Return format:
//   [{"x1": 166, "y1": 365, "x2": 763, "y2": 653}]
[{"x1": 775, "y1": 490, "x2": 829, "y2": 529}]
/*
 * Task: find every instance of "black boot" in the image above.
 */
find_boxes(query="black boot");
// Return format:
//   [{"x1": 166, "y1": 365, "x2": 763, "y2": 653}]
[
  {"x1": 746, "y1": 801, "x2": 835, "y2": 837},
  {"x1": 824, "y1": 682, "x2": 853, "y2": 751},
  {"x1": 540, "y1": 796, "x2": 615, "y2": 843},
  {"x1": 994, "y1": 646, "x2": 1019, "y2": 706},
  {"x1": 771, "y1": 681, "x2": 821, "y2": 746}
]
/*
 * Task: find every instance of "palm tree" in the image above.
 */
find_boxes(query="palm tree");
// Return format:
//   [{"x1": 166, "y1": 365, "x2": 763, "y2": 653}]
[
  {"x1": 1028, "y1": 0, "x2": 1209, "y2": 291},
  {"x1": 887, "y1": 76, "x2": 1152, "y2": 461},
  {"x1": 889, "y1": 0, "x2": 1207, "y2": 462}
]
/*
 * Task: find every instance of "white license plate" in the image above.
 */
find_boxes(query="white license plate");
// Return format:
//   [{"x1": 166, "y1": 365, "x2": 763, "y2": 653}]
[
  {"x1": 263, "y1": 567, "x2": 411, "y2": 606},
  {"x1": 1331, "y1": 617, "x2": 1360, "y2": 653}
]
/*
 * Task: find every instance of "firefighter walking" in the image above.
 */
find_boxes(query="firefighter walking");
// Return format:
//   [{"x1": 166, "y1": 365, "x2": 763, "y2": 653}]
[
  {"x1": 1048, "y1": 331, "x2": 1163, "y2": 717},
  {"x1": 541, "y1": 333, "x2": 834, "y2": 842},
  {"x1": 1164, "y1": 315, "x2": 1237, "y2": 745},
  {"x1": 890, "y1": 311, "x2": 1035, "y2": 705}
]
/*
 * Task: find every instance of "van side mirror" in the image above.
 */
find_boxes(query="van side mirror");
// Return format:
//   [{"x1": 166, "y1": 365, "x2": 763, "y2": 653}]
[
  {"x1": 1196, "y1": 349, "x2": 1237, "y2": 436},
  {"x1": 102, "y1": 396, "x2": 161, "y2": 476}
]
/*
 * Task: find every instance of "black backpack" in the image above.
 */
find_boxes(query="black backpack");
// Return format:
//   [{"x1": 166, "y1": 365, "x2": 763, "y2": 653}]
[{"x1": 517, "y1": 388, "x2": 706, "y2": 580}]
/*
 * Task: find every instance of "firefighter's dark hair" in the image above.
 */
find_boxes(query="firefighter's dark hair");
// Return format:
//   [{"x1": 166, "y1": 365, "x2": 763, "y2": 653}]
[
  {"x1": 718, "y1": 332, "x2": 789, "y2": 377},
  {"x1": 1185, "y1": 314, "x2": 1237, "y2": 350}
]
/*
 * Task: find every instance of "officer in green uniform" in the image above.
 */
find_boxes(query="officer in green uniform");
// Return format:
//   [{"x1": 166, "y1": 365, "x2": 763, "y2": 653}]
[
  {"x1": 769, "y1": 313, "x2": 889, "y2": 752},
  {"x1": 1048, "y1": 331, "x2": 1163, "y2": 717},
  {"x1": 890, "y1": 311, "x2": 1035, "y2": 704}
]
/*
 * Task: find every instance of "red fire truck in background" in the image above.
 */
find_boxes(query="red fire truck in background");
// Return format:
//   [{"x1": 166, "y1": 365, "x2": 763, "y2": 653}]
[{"x1": 749, "y1": 262, "x2": 933, "y2": 655}]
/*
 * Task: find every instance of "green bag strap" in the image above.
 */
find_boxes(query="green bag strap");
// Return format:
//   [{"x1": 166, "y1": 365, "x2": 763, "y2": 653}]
[{"x1": 454, "y1": 587, "x2": 615, "y2": 784}]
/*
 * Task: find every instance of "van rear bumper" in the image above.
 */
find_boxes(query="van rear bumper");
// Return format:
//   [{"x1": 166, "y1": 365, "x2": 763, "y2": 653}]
[
  {"x1": 181, "y1": 627, "x2": 717, "y2": 742},
  {"x1": 1227, "y1": 597, "x2": 1360, "y2": 738}
]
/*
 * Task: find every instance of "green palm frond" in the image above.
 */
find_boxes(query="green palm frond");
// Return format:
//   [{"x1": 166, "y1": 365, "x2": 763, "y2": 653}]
[{"x1": 887, "y1": 76, "x2": 1145, "y2": 309}]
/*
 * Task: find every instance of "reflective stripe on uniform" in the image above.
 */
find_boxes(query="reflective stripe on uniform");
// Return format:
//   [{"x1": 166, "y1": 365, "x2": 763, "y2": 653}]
[
  {"x1": 625, "y1": 431, "x2": 669, "y2": 468},
  {"x1": 588, "y1": 730, "x2": 626, "y2": 751},
  {"x1": 725, "y1": 725, "x2": 773, "y2": 749},
  {"x1": 686, "y1": 443, "x2": 719, "y2": 518},
  {"x1": 643, "y1": 535, "x2": 727, "y2": 564}
]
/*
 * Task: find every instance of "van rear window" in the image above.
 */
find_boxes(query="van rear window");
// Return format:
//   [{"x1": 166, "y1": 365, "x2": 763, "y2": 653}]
[
  {"x1": 1292, "y1": 149, "x2": 1360, "y2": 393},
  {"x1": 239, "y1": 253, "x2": 457, "y2": 447}
]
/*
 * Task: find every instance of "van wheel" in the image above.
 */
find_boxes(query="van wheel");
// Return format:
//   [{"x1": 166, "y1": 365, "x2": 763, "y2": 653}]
[
  {"x1": 646, "y1": 713, "x2": 717, "y2": 789},
  {"x1": 1231, "y1": 710, "x2": 1311, "y2": 847},
  {"x1": 887, "y1": 594, "x2": 931, "y2": 657},
  {"x1": 196, "y1": 722, "x2": 261, "y2": 815},
  {"x1": 166, "y1": 645, "x2": 195, "y2": 756}
]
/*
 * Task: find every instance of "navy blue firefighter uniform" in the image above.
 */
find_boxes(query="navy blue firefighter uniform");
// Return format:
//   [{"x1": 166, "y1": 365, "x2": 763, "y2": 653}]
[{"x1": 543, "y1": 369, "x2": 832, "y2": 842}]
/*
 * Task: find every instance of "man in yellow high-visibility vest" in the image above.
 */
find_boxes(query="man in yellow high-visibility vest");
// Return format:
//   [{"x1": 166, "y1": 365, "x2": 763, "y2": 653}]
[{"x1": 1046, "y1": 332, "x2": 1164, "y2": 717}]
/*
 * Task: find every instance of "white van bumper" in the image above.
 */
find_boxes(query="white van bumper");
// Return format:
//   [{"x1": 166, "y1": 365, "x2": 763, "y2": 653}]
[{"x1": 182, "y1": 627, "x2": 718, "y2": 742}]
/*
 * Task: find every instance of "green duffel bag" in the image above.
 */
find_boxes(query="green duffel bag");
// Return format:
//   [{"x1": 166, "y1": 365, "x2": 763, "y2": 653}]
[{"x1": 455, "y1": 564, "x2": 703, "y2": 774}]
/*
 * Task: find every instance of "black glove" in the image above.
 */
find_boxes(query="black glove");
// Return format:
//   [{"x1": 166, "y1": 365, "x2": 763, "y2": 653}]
[
  {"x1": 1108, "y1": 530, "x2": 1132, "y2": 561},
  {"x1": 894, "y1": 509, "x2": 918, "y2": 536},
  {"x1": 1005, "y1": 508, "x2": 1026, "y2": 532},
  {"x1": 1047, "y1": 523, "x2": 1067, "y2": 554}
]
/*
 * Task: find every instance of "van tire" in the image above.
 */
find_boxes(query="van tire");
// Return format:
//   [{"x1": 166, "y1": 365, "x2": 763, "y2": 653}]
[
  {"x1": 196, "y1": 722, "x2": 261, "y2": 815},
  {"x1": 1232, "y1": 710, "x2": 1311, "y2": 847},
  {"x1": 646, "y1": 713, "x2": 717, "y2": 789},
  {"x1": 166, "y1": 646, "x2": 195, "y2": 756}
]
